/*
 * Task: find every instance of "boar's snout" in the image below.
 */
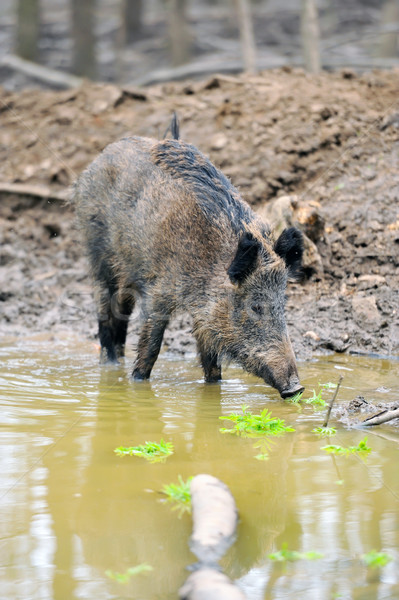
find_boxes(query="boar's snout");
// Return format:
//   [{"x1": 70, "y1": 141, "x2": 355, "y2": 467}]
[{"x1": 280, "y1": 381, "x2": 305, "y2": 399}]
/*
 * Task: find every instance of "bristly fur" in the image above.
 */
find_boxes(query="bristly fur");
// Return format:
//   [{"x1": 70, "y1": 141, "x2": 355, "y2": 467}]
[{"x1": 151, "y1": 139, "x2": 253, "y2": 235}]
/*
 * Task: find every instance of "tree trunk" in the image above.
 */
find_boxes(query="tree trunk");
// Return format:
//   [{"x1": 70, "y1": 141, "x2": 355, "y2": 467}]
[
  {"x1": 71, "y1": 0, "x2": 96, "y2": 79},
  {"x1": 376, "y1": 0, "x2": 399, "y2": 58},
  {"x1": 234, "y1": 0, "x2": 256, "y2": 74},
  {"x1": 124, "y1": 0, "x2": 143, "y2": 44},
  {"x1": 16, "y1": 0, "x2": 40, "y2": 61},
  {"x1": 301, "y1": 0, "x2": 321, "y2": 74},
  {"x1": 167, "y1": 0, "x2": 191, "y2": 67}
]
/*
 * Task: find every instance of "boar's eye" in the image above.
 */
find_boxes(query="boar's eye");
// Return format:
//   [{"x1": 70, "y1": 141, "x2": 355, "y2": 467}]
[{"x1": 251, "y1": 303, "x2": 264, "y2": 316}]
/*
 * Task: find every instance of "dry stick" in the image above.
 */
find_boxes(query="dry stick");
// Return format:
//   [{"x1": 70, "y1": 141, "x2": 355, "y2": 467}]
[
  {"x1": 323, "y1": 375, "x2": 343, "y2": 428},
  {"x1": 362, "y1": 407, "x2": 399, "y2": 427},
  {"x1": 0, "y1": 182, "x2": 69, "y2": 202}
]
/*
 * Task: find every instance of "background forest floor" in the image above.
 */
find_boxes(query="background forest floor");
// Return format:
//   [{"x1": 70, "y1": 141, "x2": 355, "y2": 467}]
[{"x1": 0, "y1": 67, "x2": 398, "y2": 361}]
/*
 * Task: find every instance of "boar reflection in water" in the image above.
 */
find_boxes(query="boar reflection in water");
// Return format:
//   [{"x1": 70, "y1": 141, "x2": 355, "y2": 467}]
[{"x1": 73, "y1": 133, "x2": 304, "y2": 399}]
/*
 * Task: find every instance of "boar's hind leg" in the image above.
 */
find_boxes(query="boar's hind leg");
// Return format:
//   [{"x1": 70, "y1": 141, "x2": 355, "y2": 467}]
[
  {"x1": 132, "y1": 315, "x2": 169, "y2": 380},
  {"x1": 96, "y1": 281, "x2": 135, "y2": 364},
  {"x1": 96, "y1": 281, "x2": 118, "y2": 363},
  {"x1": 112, "y1": 293, "x2": 135, "y2": 359},
  {"x1": 197, "y1": 340, "x2": 221, "y2": 383}
]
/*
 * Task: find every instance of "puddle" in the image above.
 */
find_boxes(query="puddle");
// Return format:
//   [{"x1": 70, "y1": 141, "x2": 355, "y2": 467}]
[{"x1": 1, "y1": 339, "x2": 398, "y2": 600}]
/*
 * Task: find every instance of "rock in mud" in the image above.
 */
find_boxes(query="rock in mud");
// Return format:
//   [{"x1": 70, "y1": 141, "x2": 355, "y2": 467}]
[
  {"x1": 352, "y1": 294, "x2": 381, "y2": 328},
  {"x1": 256, "y1": 195, "x2": 324, "y2": 277}
]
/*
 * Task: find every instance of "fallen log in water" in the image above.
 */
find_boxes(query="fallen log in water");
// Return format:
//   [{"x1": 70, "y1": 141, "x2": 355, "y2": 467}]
[
  {"x1": 362, "y1": 407, "x2": 399, "y2": 427},
  {"x1": 179, "y1": 568, "x2": 246, "y2": 600},
  {"x1": 179, "y1": 474, "x2": 245, "y2": 599},
  {"x1": 189, "y1": 474, "x2": 238, "y2": 564}
]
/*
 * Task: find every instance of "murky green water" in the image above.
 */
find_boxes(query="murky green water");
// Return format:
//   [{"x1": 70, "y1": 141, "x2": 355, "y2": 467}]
[{"x1": 1, "y1": 336, "x2": 398, "y2": 600}]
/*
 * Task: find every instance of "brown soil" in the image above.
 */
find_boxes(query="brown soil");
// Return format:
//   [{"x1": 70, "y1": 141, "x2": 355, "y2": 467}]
[{"x1": 1, "y1": 68, "x2": 398, "y2": 361}]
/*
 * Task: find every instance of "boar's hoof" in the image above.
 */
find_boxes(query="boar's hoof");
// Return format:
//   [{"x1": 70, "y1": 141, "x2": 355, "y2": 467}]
[
  {"x1": 132, "y1": 368, "x2": 147, "y2": 381},
  {"x1": 280, "y1": 384, "x2": 305, "y2": 399}
]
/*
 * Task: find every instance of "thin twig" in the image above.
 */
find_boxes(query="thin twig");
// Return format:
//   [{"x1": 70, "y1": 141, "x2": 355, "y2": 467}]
[{"x1": 323, "y1": 375, "x2": 343, "y2": 428}]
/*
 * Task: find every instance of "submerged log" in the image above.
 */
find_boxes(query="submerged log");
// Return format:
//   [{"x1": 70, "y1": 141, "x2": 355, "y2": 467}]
[
  {"x1": 189, "y1": 474, "x2": 238, "y2": 564},
  {"x1": 362, "y1": 407, "x2": 399, "y2": 427},
  {"x1": 179, "y1": 568, "x2": 246, "y2": 600},
  {"x1": 179, "y1": 474, "x2": 244, "y2": 599}
]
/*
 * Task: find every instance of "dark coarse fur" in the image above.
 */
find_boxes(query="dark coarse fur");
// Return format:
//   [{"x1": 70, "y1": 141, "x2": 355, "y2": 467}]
[{"x1": 73, "y1": 134, "x2": 304, "y2": 398}]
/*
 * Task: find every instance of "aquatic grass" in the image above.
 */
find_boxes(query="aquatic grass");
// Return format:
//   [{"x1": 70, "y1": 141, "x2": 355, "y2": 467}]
[
  {"x1": 268, "y1": 544, "x2": 323, "y2": 562},
  {"x1": 219, "y1": 405, "x2": 295, "y2": 437},
  {"x1": 321, "y1": 436, "x2": 371, "y2": 457},
  {"x1": 312, "y1": 426, "x2": 337, "y2": 437},
  {"x1": 114, "y1": 439, "x2": 174, "y2": 463},
  {"x1": 105, "y1": 563, "x2": 153, "y2": 583},
  {"x1": 161, "y1": 475, "x2": 192, "y2": 516},
  {"x1": 361, "y1": 550, "x2": 393, "y2": 568}
]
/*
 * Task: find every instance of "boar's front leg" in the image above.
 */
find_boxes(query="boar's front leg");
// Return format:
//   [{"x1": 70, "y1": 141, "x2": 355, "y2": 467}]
[
  {"x1": 196, "y1": 339, "x2": 221, "y2": 383},
  {"x1": 132, "y1": 314, "x2": 169, "y2": 380}
]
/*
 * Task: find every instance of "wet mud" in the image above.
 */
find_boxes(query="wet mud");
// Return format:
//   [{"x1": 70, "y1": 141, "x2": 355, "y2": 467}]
[{"x1": 0, "y1": 69, "x2": 398, "y2": 362}]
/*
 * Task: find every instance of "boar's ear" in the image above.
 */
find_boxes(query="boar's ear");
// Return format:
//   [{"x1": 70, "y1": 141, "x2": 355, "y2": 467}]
[
  {"x1": 228, "y1": 231, "x2": 259, "y2": 284},
  {"x1": 274, "y1": 227, "x2": 304, "y2": 278}
]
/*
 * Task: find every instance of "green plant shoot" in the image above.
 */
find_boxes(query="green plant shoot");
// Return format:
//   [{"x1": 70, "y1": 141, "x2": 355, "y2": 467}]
[
  {"x1": 162, "y1": 475, "x2": 192, "y2": 516},
  {"x1": 114, "y1": 439, "x2": 173, "y2": 463},
  {"x1": 319, "y1": 382, "x2": 337, "y2": 390},
  {"x1": 303, "y1": 389, "x2": 327, "y2": 407},
  {"x1": 286, "y1": 388, "x2": 327, "y2": 408},
  {"x1": 105, "y1": 563, "x2": 153, "y2": 584},
  {"x1": 321, "y1": 436, "x2": 371, "y2": 457},
  {"x1": 219, "y1": 405, "x2": 295, "y2": 437},
  {"x1": 286, "y1": 390, "x2": 303, "y2": 404},
  {"x1": 268, "y1": 543, "x2": 323, "y2": 562},
  {"x1": 361, "y1": 550, "x2": 393, "y2": 568},
  {"x1": 312, "y1": 426, "x2": 337, "y2": 437}
]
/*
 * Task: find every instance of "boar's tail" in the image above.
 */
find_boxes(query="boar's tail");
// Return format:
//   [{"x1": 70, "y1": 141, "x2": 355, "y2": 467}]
[{"x1": 163, "y1": 112, "x2": 180, "y2": 140}]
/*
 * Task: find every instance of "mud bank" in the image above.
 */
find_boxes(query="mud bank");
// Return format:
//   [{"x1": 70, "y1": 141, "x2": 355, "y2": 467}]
[{"x1": 0, "y1": 69, "x2": 398, "y2": 360}]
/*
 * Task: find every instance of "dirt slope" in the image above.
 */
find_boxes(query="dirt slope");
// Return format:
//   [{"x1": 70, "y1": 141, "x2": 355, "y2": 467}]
[{"x1": 0, "y1": 68, "x2": 398, "y2": 359}]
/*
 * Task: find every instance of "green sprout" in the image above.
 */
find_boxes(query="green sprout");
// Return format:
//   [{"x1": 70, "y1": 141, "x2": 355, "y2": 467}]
[
  {"x1": 268, "y1": 544, "x2": 323, "y2": 562},
  {"x1": 286, "y1": 391, "x2": 303, "y2": 405},
  {"x1": 362, "y1": 550, "x2": 393, "y2": 569},
  {"x1": 303, "y1": 389, "x2": 327, "y2": 408},
  {"x1": 319, "y1": 382, "x2": 337, "y2": 390},
  {"x1": 162, "y1": 475, "x2": 192, "y2": 516},
  {"x1": 219, "y1": 405, "x2": 295, "y2": 437},
  {"x1": 105, "y1": 563, "x2": 153, "y2": 584},
  {"x1": 114, "y1": 439, "x2": 174, "y2": 463},
  {"x1": 312, "y1": 426, "x2": 337, "y2": 437},
  {"x1": 285, "y1": 388, "x2": 327, "y2": 408},
  {"x1": 321, "y1": 436, "x2": 371, "y2": 457}
]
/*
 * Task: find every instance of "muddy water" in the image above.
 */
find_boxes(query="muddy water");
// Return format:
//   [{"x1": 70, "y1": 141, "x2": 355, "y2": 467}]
[{"x1": 1, "y1": 337, "x2": 398, "y2": 600}]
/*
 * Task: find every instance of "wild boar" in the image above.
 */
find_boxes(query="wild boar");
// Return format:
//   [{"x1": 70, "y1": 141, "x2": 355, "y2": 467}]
[{"x1": 73, "y1": 134, "x2": 304, "y2": 398}]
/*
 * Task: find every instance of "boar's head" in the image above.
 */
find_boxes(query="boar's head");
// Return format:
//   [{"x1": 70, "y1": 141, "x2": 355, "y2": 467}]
[{"x1": 221, "y1": 227, "x2": 304, "y2": 399}]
